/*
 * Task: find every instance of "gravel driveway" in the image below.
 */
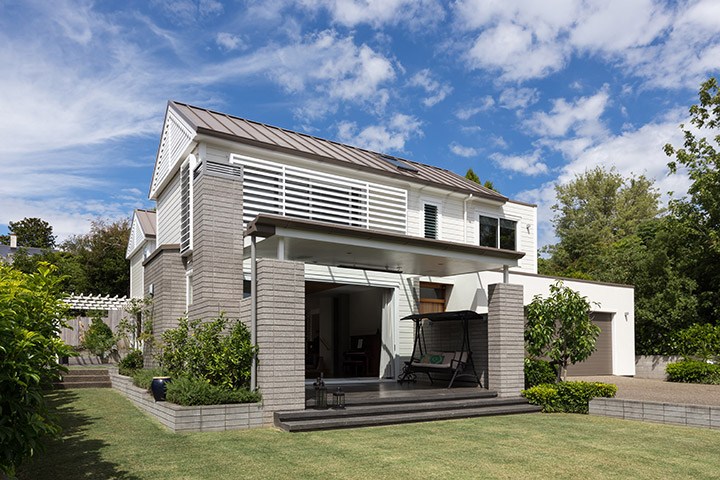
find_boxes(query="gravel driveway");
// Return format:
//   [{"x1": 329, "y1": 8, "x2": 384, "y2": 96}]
[{"x1": 571, "y1": 375, "x2": 720, "y2": 407}]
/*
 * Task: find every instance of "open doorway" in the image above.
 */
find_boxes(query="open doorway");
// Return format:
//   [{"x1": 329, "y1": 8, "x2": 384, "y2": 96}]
[{"x1": 305, "y1": 281, "x2": 394, "y2": 380}]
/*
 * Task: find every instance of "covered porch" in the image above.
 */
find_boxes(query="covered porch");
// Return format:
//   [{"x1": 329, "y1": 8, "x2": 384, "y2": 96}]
[{"x1": 243, "y1": 214, "x2": 528, "y2": 423}]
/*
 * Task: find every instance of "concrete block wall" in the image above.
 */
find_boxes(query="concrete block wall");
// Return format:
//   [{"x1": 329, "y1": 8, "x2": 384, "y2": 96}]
[
  {"x1": 486, "y1": 283, "x2": 524, "y2": 398},
  {"x1": 256, "y1": 258, "x2": 306, "y2": 421},
  {"x1": 143, "y1": 245, "x2": 187, "y2": 366},
  {"x1": 109, "y1": 369, "x2": 264, "y2": 431},
  {"x1": 188, "y1": 161, "x2": 244, "y2": 322},
  {"x1": 590, "y1": 397, "x2": 720, "y2": 430},
  {"x1": 634, "y1": 355, "x2": 682, "y2": 380}
]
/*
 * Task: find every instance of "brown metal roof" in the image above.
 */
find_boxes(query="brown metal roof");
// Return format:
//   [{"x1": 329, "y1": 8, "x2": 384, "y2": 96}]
[
  {"x1": 135, "y1": 209, "x2": 156, "y2": 237},
  {"x1": 169, "y1": 101, "x2": 507, "y2": 202}
]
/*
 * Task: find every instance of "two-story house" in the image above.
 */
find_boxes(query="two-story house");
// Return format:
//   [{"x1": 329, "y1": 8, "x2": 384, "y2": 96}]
[{"x1": 128, "y1": 101, "x2": 634, "y2": 422}]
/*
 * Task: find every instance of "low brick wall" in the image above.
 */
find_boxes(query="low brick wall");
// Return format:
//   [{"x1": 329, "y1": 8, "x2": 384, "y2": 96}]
[
  {"x1": 590, "y1": 397, "x2": 720, "y2": 430},
  {"x1": 108, "y1": 369, "x2": 265, "y2": 432},
  {"x1": 634, "y1": 355, "x2": 682, "y2": 380}
]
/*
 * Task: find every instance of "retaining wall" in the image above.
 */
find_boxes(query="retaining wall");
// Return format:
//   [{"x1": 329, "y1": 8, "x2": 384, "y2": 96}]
[
  {"x1": 108, "y1": 369, "x2": 265, "y2": 432},
  {"x1": 634, "y1": 355, "x2": 682, "y2": 380},
  {"x1": 590, "y1": 397, "x2": 720, "y2": 430}
]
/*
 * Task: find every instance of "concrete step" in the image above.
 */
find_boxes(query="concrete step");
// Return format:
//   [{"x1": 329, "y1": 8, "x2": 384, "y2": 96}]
[
  {"x1": 55, "y1": 369, "x2": 111, "y2": 389},
  {"x1": 53, "y1": 381, "x2": 112, "y2": 389},
  {"x1": 305, "y1": 388, "x2": 497, "y2": 409},
  {"x1": 277, "y1": 402, "x2": 541, "y2": 432}
]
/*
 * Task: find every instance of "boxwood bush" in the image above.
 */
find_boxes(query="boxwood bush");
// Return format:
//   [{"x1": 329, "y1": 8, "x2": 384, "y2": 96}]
[
  {"x1": 165, "y1": 376, "x2": 261, "y2": 406},
  {"x1": 666, "y1": 360, "x2": 720, "y2": 384},
  {"x1": 522, "y1": 381, "x2": 617, "y2": 413},
  {"x1": 524, "y1": 358, "x2": 557, "y2": 388}
]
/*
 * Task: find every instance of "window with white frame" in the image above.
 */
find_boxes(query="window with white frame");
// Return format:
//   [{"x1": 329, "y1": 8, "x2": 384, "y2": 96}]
[
  {"x1": 423, "y1": 202, "x2": 439, "y2": 239},
  {"x1": 479, "y1": 215, "x2": 517, "y2": 250},
  {"x1": 180, "y1": 155, "x2": 196, "y2": 254}
]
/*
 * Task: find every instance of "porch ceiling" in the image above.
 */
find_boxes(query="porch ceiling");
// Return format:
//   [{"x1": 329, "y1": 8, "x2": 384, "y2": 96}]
[{"x1": 245, "y1": 214, "x2": 524, "y2": 277}]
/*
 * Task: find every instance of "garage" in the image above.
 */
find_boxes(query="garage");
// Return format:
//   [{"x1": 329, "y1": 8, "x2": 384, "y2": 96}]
[{"x1": 567, "y1": 312, "x2": 614, "y2": 376}]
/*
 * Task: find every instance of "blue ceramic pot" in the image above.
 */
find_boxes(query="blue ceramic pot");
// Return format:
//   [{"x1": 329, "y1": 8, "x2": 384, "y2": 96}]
[{"x1": 151, "y1": 377, "x2": 171, "y2": 402}]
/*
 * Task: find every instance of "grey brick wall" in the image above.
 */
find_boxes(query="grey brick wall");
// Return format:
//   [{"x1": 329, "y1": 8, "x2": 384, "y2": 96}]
[
  {"x1": 590, "y1": 398, "x2": 720, "y2": 430},
  {"x1": 143, "y1": 245, "x2": 187, "y2": 366},
  {"x1": 255, "y1": 258, "x2": 305, "y2": 419},
  {"x1": 187, "y1": 162, "x2": 244, "y2": 322},
  {"x1": 487, "y1": 283, "x2": 524, "y2": 397}
]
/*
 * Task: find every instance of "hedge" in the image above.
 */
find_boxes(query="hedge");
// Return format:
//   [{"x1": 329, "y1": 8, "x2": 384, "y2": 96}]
[
  {"x1": 666, "y1": 360, "x2": 720, "y2": 385},
  {"x1": 522, "y1": 381, "x2": 617, "y2": 413}
]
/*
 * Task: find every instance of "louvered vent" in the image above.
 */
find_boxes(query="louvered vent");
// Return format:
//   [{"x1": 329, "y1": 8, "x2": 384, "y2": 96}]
[
  {"x1": 424, "y1": 203, "x2": 438, "y2": 239},
  {"x1": 233, "y1": 155, "x2": 407, "y2": 233},
  {"x1": 206, "y1": 161, "x2": 243, "y2": 178},
  {"x1": 180, "y1": 163, "x2": 191, "y2": 253}
]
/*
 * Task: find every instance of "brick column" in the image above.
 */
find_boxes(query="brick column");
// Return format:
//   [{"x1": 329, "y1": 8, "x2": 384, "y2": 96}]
[
  {"x1": 255, "y1": 258, "x2": 305, "y2": 421},
  {"x1": 487, "y1": 283, "x2": 524, "y2": 397},
  {"x1": 188, "y1": 161, "x2": 244, "y2": 321}
]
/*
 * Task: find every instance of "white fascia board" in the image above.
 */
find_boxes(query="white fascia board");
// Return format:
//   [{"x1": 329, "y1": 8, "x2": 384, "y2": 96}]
[{"x1": 149, "y1": 106, "x2": 197, "y2": 200}]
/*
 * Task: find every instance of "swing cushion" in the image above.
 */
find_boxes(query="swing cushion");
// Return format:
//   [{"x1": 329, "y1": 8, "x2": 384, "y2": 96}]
[{"x1": 413, "y1": 351, "x2": 467, "y2": 369}]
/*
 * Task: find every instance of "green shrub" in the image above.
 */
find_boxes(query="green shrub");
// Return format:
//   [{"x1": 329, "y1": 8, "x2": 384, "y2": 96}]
[
  {"x1": 673, "y1": 324, "x2": 720, "y2": 361},
  {"x1": 0, "y1": 263, "x2": 72, "y2": 477},
  {"x1": 118, "y1": 349, "x2": 144, "y2": 376},
  {"x1": 523, "y1": 381, "x2": 617, "y2": 413},
  {"x1": 160, "y1": 315, "x2": 257, "y2": 390},
  {"x1": 524, "y1": 358, "x2": 557, "y2": 388},
  {"x1": 131, "y1": 368, "x2": 166, "y2": 391},
  {"x1": 82, "y1": 313, "x2": 115, "y2": 361},
  {"x1": 666, "y1": 360, "x2": 720, "y2": 384},
  {"x1": 165, "y1": 376, "x2": 261, "y2": 406}
]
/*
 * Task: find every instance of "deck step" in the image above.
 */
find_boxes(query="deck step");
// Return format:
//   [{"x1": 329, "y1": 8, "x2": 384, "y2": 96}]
[
  {"x1": 276, "y1": 397, "x2": 541, "y2": 432},
  {"x1": 54, "y1": 369, "x2": 111, "y2": 389},
  {"x1": 305, "y1": 388, "x2": 497, "y2": 408}
]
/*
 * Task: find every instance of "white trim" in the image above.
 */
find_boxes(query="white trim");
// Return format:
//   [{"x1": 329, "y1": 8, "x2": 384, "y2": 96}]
[
  {"x1": 186, "y1": 268, "x2": 194, "y2": 309},
  {"x1": 478, "y1": 213, "x2": 518, "y2": 250}
]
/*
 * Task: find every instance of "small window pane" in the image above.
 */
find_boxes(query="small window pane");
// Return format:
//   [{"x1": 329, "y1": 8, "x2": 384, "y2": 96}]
[
  {"x1": 479, "y1": 215, "x2": 498, "y2": 248},
  {"x1": 500, "y1": 219, "x2": 517, "y2": 250}
]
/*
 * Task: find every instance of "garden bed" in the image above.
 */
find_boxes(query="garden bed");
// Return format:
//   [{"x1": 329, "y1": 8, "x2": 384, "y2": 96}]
[{"x1": 108, "y1": 368, "x2": 265, "y2": 432}]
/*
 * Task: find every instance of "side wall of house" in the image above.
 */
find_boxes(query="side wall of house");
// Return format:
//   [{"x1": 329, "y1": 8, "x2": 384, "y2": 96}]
[
  {"x1": 129, "y1": 251, "x2": 144, "y2": 299},
  {"x1": 156, "y1": 171, "x2": 182, "y2": 246}
]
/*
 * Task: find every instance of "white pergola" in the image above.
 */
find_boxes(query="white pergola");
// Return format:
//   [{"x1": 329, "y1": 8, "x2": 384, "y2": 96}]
[{"x1": 63, "y1": 293, "x2": 130, "y2": 311}]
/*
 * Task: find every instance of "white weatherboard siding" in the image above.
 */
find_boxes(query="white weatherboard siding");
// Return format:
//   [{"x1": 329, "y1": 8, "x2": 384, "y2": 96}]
[
  {"x1": 129, "y1": 252, "x2": 144, "y2": 299},
  {"x1": 444, "y1": 271, "x2": 635, "y2": 376},
  {"x1": 156, "y1": 171, "x2": 182, "y2": 246}
]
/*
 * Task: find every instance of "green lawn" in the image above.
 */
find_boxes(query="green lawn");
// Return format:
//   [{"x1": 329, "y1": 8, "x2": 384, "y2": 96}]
[{"x1": 19, "y1": 389, "x2": 720, "y2": 480}]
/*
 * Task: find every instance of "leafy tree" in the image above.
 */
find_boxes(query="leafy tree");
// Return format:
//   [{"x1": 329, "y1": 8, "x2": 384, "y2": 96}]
[
  {"x1": 465, "y1": 168, "x2": 496, "y2": 191},
  {"x1": 9, "y1": 248, "x2": 89, "y2": 294},
  {"x1": 541, "y1": 167, "x2": 661, "y2": 278},
  {"x1": 525, "y1": 281, "x2": 599, "y2": 382},
  {"x1": 0, "y1": 217, "x2": 56, "y2": 248},
  {"x1": 0, "y1": 263, "x2": 72, "y2": 476},
  {"x1": 62, "y1": 219, "x2": 130, "y2": 297},
  {"x1": 664, "y1": 76, "x2": 720, "y2": 322},
  {"x1": 81, "y1": 312, "x2": 116, "y2": 362}
]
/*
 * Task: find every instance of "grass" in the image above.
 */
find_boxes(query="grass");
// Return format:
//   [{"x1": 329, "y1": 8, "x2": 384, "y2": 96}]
[{"x1": 18, "y1": 389, "x2": 720, "y2": 480}]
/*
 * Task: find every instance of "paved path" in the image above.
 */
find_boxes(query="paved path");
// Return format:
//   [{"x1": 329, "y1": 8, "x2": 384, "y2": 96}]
[{"x1": 571, "y1": 375, "x2": 720, "y2": 407}]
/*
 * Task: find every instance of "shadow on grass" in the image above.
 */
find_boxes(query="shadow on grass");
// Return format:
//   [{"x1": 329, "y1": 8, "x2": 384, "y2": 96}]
[{"x1": 17, "y1": 391, "x2": 140, "y2": 480}]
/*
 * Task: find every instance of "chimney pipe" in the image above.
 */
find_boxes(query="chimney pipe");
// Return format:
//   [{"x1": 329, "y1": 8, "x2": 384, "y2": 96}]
[{"x1": 9, "y1": 233, "x2": 17, "y2": 249}]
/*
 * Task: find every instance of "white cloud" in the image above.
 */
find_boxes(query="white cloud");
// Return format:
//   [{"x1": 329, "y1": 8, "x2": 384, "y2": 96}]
[
  {"x1": 490, "y1": 150, "x2": 548, "y2": 176},
  {"x1": 300, "y1": 0, "x2": 446, "y2": 29},
  {"x1": 408, "y1": 69, "x2": 453, "y2": 107},
  {"x1": 450, "y1": 143, "x2": 478, "y2": 157},
  {"x1": 525, "y1": 85, "x2": 610, "y2": 138},
  {"x1": 498, "y1": 87, "x2": 539, "y2": 110},
  {"x1": 336, "y1": 113, "x2": 422, "y2": 152},
  {"x1": 455, "y1": 96, "x2": 495, "y2": 120},
  {"x1": 216, "y1": 32, "x2": 245, "y2": 51},
  {"x1": 150, "y1": 0, "x2": 224, "y2": 25}
]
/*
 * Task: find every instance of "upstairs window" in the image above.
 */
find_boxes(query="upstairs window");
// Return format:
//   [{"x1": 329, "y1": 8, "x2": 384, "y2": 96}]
[
  {"x1": 479, "y1": 215, "x2": 517, "y2": 250},
  {"x1": 423, "y1": 203, "x2": 439, "y2": 239}
]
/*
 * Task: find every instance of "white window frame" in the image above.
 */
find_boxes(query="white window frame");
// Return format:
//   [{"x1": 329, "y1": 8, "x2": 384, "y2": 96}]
[
  {"x1": 422, "y1": 200, "x2": 441, "y2": 240},
  {"x1": 186, "y1": 268, "x2": 194, "y2": 309},
  {"x1": 180, "y1": 154, "x2": 197, "y2": 254}
]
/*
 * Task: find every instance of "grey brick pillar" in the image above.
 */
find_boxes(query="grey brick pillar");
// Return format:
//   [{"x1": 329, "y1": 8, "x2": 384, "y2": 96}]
[
  {"x1": 487, "y1": 283, "x2": 524, "y2": 398},
  {"x1": 256, "y1": 258, "x2": 305, "y2": 421},
  {"x1": 187, "y1": 161, "x2": 244, "y2": 321}
]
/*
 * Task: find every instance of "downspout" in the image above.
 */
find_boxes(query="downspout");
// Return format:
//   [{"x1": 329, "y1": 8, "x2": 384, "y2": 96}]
[
  {"x1": 463, "y1": 193, "x2": 473, "y2": 243},
  {"x1": 250, "y1": 234, "x2": 257, "y2": 391}
]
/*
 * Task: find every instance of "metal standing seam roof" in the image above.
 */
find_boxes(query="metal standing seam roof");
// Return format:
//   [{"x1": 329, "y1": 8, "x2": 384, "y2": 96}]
[
  {"x1": 135, "y1": 209, "x2": 157, "y2": 237},
  {"x1": 169, "y1": 101, "x2": 508, "y2": 202}
]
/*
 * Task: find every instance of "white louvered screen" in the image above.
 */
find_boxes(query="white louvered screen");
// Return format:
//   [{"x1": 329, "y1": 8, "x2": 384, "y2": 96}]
[
  {"x1": 180, "y1": 162, "x2": 191, "y2": 253},
  {"x1": 232, "y1": 155, "x2": 407, "y2": 233},
  {"x1": 423, "y1": 203, "x2": 438, "y2": 239}
]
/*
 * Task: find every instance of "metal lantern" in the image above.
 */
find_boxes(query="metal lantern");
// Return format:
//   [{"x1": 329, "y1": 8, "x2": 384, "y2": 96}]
[
  {"x1": 313, "y1": 375, "x2": 328, "y2": 409},
  {"x1": 332, "y1": 387, "x2": 346, "y2": 409}
]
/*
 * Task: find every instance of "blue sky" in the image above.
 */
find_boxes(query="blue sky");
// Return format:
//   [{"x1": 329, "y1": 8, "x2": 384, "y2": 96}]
[{"x1": 1, "y1": 0, "x2": 718, "y2": 247}]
